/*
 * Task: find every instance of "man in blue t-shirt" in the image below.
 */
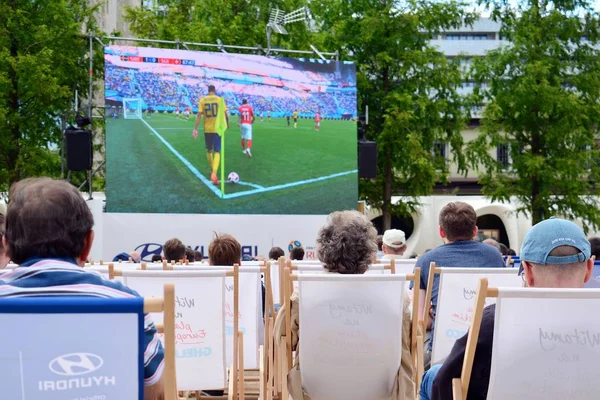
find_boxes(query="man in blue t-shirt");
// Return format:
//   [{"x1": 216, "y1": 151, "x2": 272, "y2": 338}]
[{"x1": 413, "y1": 201, "x2": 505, "y2": 369}]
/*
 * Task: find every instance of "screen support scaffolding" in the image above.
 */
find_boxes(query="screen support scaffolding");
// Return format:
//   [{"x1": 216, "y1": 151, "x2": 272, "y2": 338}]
[{"x1": 81, "y1": 33, "x2": 340, "y2": 199}]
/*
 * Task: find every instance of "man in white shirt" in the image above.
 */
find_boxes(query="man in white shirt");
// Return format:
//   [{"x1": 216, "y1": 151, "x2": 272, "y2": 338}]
[{"x1": 381, "y1": 229, "x2": 407, "y2": 259}]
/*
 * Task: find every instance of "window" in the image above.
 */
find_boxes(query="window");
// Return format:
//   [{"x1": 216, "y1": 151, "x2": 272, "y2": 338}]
[
  {"x1": 444, "y1": 33, "x2": 489, "y2": 40},
  {"x1": 433, "y1": 141, "x2": 447, "y2": 158},
  {"x1": 496, "y1": 144, "x2": 511, "y2": 170}
]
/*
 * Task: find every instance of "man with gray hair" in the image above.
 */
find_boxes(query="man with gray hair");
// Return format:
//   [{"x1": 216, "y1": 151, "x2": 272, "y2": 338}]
[
  {"x1": 381, "y1": 229, "x2": 408, "y2": 259},
  {"x1": 422, "y1": 217, "x2": 594, "y2": 400},
  {"x1": 1, "y1": 178, "x2": 165, "y2": 399},
  {"x1": 483, "y1": 238, "x2": 501, "y2": 252}
]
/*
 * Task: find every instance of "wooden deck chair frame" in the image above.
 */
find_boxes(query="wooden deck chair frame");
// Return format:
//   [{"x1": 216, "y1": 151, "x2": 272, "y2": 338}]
[
  {"x1": 145, "y1": 283, "x2": 178, "y2": 400},
  {"x1": 452, "y1": 277, "x2": 492, "y2": 400},
  {"x1": 280, "y1": 266, "x2": 421, "y2": 399},
  {"x1": 504, "y1": 256, "x2": 512, "y2": 268}
]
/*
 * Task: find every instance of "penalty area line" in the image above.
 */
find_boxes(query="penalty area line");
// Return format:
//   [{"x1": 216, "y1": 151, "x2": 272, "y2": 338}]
[
  {"x1": 223, "y1": 170, "x2": 358, "y2": 200},
  {"x1": 139, "y1": 118, "x2": 222, "y2": 198}
]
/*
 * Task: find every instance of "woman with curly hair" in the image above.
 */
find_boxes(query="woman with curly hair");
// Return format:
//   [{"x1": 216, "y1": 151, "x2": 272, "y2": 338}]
[{"x1": 274, "y1": 210, "x2": 416, "y2": 399}]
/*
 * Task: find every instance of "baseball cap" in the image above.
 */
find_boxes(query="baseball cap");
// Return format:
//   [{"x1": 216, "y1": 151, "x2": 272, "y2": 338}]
[
  {"x1": 520, "y1": 217, "x2": 590, "y2": 265},
  {"x1": 382, "y1": 229, "x2": 406, "y2": 248}
]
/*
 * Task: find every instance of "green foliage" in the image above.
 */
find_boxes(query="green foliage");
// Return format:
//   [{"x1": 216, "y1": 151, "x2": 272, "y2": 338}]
[
  {"x1": 124, "y1": 0, "x2": 320, "y2": 50},
  {"x1": 318, "y1": 0, "x2": 475, "y2": 229},
  {"x1": 0, "y1": 0, "x2": 103, "y2": 194},
  {"x1": 468, "y1": 0, "x2": 600, "y2": 230}
]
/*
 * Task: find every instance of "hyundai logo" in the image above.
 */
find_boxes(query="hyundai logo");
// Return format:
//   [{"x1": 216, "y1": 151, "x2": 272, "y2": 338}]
[{"x1": 49, "y1": 353, "x2": 103, "y2": 376}]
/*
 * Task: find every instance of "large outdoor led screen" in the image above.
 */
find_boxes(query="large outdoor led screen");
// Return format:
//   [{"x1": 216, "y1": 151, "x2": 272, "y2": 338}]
[{"x1": 104, "y1": 45, "x2": 358, "y2": 214}]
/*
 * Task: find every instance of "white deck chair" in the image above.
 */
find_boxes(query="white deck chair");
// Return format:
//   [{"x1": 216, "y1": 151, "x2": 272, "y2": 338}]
[
  {"x1": 453, "y1": 278, "x2": 600, "y2": 400},
  {"x1": 122, "y1": 269, "x2": 238, "y2": 396},
  {"x1": 425, "y1": 264, "x2": 522, "y2": 366},
  {"x1": 0, "y1": 284, "x2": 177, "y2": 400},
  {"x1": 172, "y1": 265, "x2": 264, "y2": 369},
  {"x1": 283, "y1": 271, "x2": 421, "y2": 400},
  {"x1": 174, "y1": 264, "x2": 272, "y2": 399}
]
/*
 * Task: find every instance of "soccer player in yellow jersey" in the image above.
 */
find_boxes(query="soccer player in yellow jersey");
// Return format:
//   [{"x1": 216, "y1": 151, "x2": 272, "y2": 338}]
[
  {"x1": 293, "y1": 110, "x2": 298, "y2": 129},
  {"x1": 192, "y1": 85, "x2": 229, "y2": 185}
]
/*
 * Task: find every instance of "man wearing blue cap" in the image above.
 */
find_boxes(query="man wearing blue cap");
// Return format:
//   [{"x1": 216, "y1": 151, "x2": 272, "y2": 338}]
[{"x1": 421, "y1": 217, "x2": 594, "y2": 400}]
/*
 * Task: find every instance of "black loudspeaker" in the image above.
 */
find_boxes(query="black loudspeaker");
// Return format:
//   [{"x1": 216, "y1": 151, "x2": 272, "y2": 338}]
[
  {"x1": 358, "y1": 140, "x2": 378, "y2": 179},
  {"x1": 65, "y1": 128, "x2": 93, "y2": 171}
]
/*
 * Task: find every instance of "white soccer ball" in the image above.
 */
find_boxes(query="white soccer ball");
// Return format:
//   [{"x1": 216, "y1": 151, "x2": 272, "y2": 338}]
[{"x1": 228, "y1": 172, "x2": 240, "y2": 183}]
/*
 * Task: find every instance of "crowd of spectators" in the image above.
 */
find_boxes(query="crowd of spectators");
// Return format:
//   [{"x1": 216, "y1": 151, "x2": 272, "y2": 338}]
[
  {"x1": 2, "y1": 178, "x2": 599, "y2": 399},
  {"x1": 105, "y1": 64, "x2": 357, "y2": 118}
]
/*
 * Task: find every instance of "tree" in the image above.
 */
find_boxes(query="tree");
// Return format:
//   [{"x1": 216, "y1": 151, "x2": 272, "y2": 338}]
[
  {"x1": 124, "y1": 0, "x2": 322, "y2": 50},
  {"x1": 317, "y1": 0, "x2": 476, "y2": 230},
  {"x1": 467, "y1": 0, "x2": 600, "y2": 230},
  {"x1": 0, "y1": 0, "x2": 103, "y2": 194}
]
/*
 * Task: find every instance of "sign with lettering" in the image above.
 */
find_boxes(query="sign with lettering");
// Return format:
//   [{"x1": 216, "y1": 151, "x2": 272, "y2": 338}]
[
  {"x1": 298, "y1": 274, "x2": 406, "y2": 400},
  {"x1": 432, "y1": 268, "x2": 521, "y2": 365},
  {"x1": 123, "y1": 270, "x2": 227, "y2": 390},
  {"x1": 0, "y1": 307, "x2": 141, "y2": 399},
  {"x1": 488, "y1": 289, "x2": 600, "y2": 399}
]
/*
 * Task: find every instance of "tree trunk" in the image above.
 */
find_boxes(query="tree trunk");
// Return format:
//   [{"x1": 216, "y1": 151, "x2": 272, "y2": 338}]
[
  {"x1": 531, "y1": 128, "x2": 542, "y2": 225},
  {"x1": 7, "y1": 21, "x2": 21, "y2": 185},
  {"x1": 381, "y1": 66, "x2": 392, "y2": 231},
  {"x1": 382, "y1": 148, "x2": 393, "y2": 230}
]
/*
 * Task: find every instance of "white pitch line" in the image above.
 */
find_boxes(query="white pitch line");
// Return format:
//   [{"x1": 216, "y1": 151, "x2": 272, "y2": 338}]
[
  {"x1": 139, "y1": 118, "x2": 222, "y2": 198},
  {"x1": 223, "y1": 170, "x2": 358, "y2": 200}
]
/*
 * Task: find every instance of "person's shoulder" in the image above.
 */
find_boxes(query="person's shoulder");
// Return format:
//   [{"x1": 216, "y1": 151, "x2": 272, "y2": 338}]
[{"x1": 74, "y1": 272, "x2": 142, "y2": 298}]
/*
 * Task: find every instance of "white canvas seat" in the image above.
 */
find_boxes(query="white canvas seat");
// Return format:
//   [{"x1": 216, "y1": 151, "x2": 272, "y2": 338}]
[
  {"x1": 122, "y1": 270, "x2": 234, "y2": 393},
  {"x1": 0, "y1": 284, "x2": 176, "y2": 400},
  {"x1": 454, "y1": 278, "x2": 600, "y2": 400},
  {"x1": 281, "y1": 270, "x2": 421, "y2": 400},
  {"x1": 172, "y1": 265, "x2": 264, "y2": 369},
  {"x1": 426, "y1": 265, "x2": 522, "y2": 366}
]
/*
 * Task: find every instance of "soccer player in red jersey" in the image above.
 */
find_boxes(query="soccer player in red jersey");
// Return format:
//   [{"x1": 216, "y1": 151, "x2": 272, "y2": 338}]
[
  {"x1": 315, "y1": 111, "x2": 321, "y2": 131},
  {"x1": 238, "y1": 99, "x2": 255, "y2": 158}
]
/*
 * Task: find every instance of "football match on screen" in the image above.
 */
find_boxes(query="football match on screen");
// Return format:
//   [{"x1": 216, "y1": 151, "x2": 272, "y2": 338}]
[{"x1": 104, "y1": 45, "x2": 358, "y2": 214}]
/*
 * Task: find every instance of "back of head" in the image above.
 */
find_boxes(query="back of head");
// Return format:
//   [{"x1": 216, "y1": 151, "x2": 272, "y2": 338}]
[
  {"x1": 242, "y1": 99, "x2": 248, "y2": 105},
  {"x1": 317, "y1": 210, "x2": 377, "y2": 274},
  {"x1": 382, "y1": 229, "x2": 407, "y2": 255},
  {"x1": 185, "y1": 247, "x2": 195, "y2": 262},
  {"x1": 439, "y1": 201, "x2": 477, "y2": 241},
  {"x1": 151, "y1": 254, "x2": 163, "y2": 263},
  {"x1": 163, "y1": 238, "x2": 185, "y2": 263},
  {"x1": 194, "y1": 250, "x2": 203, "y2": 262},
  {"x1": 521, "y1": 218, "x2": 592, "y2": 288},
  {"x1": 269, "y1": 246, "x2": 285, "y2": 260},
  {"x1": 208, "y1": 84, "x2": 216, "y2": 94},
  {"x1": 5, "y1": 178, "x2": 93, "y2": 264},
  {"x1": 499, "y1": 243, "x2": 508, "y2": 256},
  {"x1": 588, "y1": 237, "x2": 600, "y2": 259},
  {"x1": 289, "y1": 246, "x2": 305, "y2": 261},
  {"x1": 376, "y1": 235, "x2": 383, "y2": 251},
  {"x1": 483, "y1": 238, "x2": 501, "y2": 251},
  {"x1": 209, "y1": 234, "x2": 241, "y2": 266}
]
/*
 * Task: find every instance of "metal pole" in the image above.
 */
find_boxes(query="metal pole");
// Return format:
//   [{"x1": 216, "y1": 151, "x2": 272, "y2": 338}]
[
  {"x1": 88, "y1": 31, "x2": 94, "y2": 200},
  {"x1": 101, "y1": 35, "x2": 338, "y2": 56}
]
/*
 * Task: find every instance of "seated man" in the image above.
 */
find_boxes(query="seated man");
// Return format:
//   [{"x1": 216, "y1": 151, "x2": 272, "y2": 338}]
[
  {"x1": 209, "y1": 233, "x2": 265, "y2": 315},
  {"x1": 289, "y1": 246, "x2": 305, "y2": 261},
  {"x1": 414, "y1": 202, "x2": 505, "y2": 369},
  {"x1": 268, "y1": 246, "x2": 285, "y2": 261},
  {"x1": 1, "y1": 178, "x2": 165, "y2": 399},
  {"x1": 424, "y1": 218, "x2": 593, "y2": 400},
  {"x1": 381, "y1": 229, "x2": 408, "y2": 259},
  {"x1": 163, "y1": 238, "x2": 186, "y2": 263}
]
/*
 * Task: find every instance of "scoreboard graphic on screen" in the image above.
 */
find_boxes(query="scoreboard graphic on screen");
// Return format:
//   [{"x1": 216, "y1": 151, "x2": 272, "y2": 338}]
[{"x1": 105, "y1": 45, "x2": 358, "y2": 215}]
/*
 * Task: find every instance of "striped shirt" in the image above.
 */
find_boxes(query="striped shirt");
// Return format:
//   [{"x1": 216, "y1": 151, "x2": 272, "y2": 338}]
[{"x1": 0, "y1": 258, "x2": 164, "y2": 386}]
